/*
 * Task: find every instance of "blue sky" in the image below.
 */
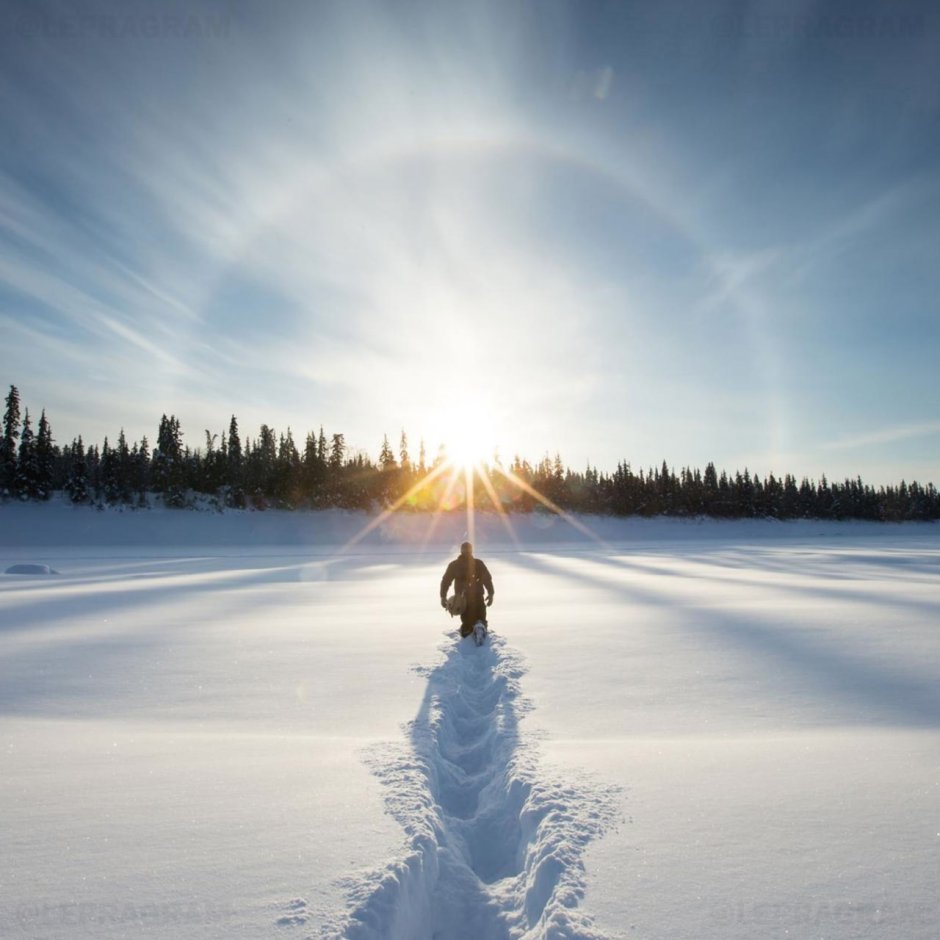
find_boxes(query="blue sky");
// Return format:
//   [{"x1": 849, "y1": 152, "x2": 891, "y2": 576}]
[{"x1": 1, "y1": 0, "x2": 938, "y2": 486}]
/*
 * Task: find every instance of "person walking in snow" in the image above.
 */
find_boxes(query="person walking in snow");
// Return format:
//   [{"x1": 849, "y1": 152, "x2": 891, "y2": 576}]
[{"x1": 440, "y1": 541, "x2": 494, "y2": 638}]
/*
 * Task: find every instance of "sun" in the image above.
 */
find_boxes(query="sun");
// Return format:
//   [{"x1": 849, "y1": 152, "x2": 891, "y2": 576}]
[
  {"x1": 444, "y1": 419, "x2": 492, "y2": 470},
  {"x1": 437, "y1": 401, "x2": 495, "y2": 471}
]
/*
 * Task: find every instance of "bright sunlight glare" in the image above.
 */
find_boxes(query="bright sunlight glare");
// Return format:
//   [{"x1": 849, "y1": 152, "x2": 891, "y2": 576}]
[
  {"x1": 427, "y1": 394, "x2": 501, "y2": 471},
  {"x1": 441, "y1": 407, "x2": 495, "y2": 470}
]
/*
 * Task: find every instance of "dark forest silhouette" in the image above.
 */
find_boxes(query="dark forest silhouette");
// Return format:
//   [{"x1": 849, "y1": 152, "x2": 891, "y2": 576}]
[{"x1": 2, "y1": 385, "x2": 937, "y2": 521}]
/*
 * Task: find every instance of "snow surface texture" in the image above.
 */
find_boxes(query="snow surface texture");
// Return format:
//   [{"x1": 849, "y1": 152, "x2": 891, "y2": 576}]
[
  {"x1": 1, "y1": 504, "x2": 939, "y2": 939},
  {"x1": 329, "y1": 635, "x2": 618, "y2": 939}
]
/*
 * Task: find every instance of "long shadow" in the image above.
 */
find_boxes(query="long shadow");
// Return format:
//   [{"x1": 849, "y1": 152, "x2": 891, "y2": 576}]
[
  {"x1": 0, "y1": 552, "x2": 435, "y2": 720},
  {"x1": 0, "y1": 554, "x2": 414, "y2": 637},
  {"x1": 559, "y1": 548, "x2": 940, "y2": 621},
  {"x1": 672, "y1": 545, "x2": 940, "y2": 584},
  {"x1": 0, "y1": 556, "x2": 361, "y2": 717},
  {"x1": 526, "y1": 538, "x2": 940, "y2": 585},
  {"x1": 505, "y1": 552, "x2": 940, "y2": 729}
]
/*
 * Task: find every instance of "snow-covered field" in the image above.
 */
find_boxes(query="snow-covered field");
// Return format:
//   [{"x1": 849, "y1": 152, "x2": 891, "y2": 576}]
[{"x1": 2, "y1": 504, "x2": 938, "y2": 939}]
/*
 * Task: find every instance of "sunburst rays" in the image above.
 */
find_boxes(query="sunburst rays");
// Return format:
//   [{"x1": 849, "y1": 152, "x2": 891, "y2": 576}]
[{"x1": 338, "y1": 453, "x2": 606, "y2": 554}]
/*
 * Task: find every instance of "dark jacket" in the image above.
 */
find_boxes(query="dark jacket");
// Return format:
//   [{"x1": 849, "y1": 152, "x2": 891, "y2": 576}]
[{"x1": 440, "y1": 555, "x2": 494, "y2": 601}]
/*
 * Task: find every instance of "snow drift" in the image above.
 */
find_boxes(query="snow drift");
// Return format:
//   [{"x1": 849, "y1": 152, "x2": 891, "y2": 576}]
[{"x1": 4, "y1": 563, "x2": 57, "y2": 575}]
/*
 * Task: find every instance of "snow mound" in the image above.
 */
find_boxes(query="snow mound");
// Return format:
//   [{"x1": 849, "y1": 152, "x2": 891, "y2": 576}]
[
  {"x1": 326, "y1": 635, "x2": 619, "y2": 939},
  {"x1": 4, "y1": 563, "x2": 58, "y2": 575}
]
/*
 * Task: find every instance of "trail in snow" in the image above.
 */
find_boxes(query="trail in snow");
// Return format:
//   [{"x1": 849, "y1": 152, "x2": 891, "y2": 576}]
[{"x1": 317, "y1": 634, "x2": 619, "y2": 940}]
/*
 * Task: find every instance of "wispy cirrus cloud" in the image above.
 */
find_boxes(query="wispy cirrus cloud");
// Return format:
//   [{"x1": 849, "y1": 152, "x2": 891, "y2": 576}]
[{"x1": 822, "y1": 421, "x2": 940, "y2": 452}]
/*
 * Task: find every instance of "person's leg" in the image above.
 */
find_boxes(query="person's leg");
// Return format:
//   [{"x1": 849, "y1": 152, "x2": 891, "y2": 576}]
[
  {"x1": 459, "y1": 612, "x2": 474, "y2": 637},
  {"x1": 467, "y1": 592, "x2": 488, "y2": 645},
  {"x1": 465, "y1": 592, "x2": 486, "y2": 628}
]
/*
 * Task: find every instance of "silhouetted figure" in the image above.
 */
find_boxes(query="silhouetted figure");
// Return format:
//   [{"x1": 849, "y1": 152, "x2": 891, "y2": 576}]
[{"x1": 440, "y1": 541, "x2": 494, "y2": 638}]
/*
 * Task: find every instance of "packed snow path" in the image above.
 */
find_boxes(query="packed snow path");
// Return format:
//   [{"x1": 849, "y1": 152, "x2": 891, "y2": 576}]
[{"x1": 330, "y1": 635, "x2": 617, "y2": 939}]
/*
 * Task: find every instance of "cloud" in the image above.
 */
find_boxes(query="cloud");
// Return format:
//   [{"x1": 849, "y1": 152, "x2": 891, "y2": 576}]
[
  {"x1": 782, "y1": 176, "x2": 940, "y2": 286},
  {"x1": 822, "y1": 421, "x2": 940, "y2": 451}
]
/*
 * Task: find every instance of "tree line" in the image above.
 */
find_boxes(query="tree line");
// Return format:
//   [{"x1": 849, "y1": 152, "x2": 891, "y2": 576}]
[{"x1": 2, "y1": 384, "x2": 938, "y2": 521}]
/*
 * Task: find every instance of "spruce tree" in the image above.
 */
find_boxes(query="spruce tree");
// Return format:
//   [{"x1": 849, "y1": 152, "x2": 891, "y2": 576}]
[
  {"x1": 153, "y1": 414, "x2": 185, "y2": 506},
  {"x1": 200, "y1": 429, "x2": 222, "y2": 494},
  {"x1": 100, "y1": 437, "x2": 120, "y2": 504},
  {"x1": 379, "y1": 434, "x2": 396, "y2": 470},
  {"x1": 703, "y1": 462, "x2": 718, "y2": 514},
  {"x1": 16, "y1": 409, "x2": 40, "y2": 499},
  {"x1": 116, "y1": 429, "x2": 132, "y2": 502},
  {"x1": 275, "y1": 428, "x2": 300, "y2": 503},
  {"x1": 301, "y1": 426, "x2": 328, "y2": 506},
  {"x1": 86, "y1": 444, "x2": 101, "y2": 499},
  {"x1": 35, "y1": 409, "x2": 55, "y2": 500},
  {"x1": 329, "y1": 433, "x2": 345, "y2": 472},
  {"x1": 399, "y1": 430, "x2": 410, "y2": 473},
  {"x1": 254, "y1": 424, "x2": 277, "y2": 501},
  {"x1": 325, "y1": 434, "x2": 346, "y2": 506},
  {"x1": 152, "y1": 415, "x2": 169, "y2": 493},
  {"x1": 135, "y1": 436, "x2": 151, "y2": 506},
  {"x1": 227, "y1": 416, "x2": 242, "y2": 477},
  {"x1": 225, "y1": 416, "x2": 244, "y2": 507},
  {"x1": 302, "y1": 431, "x2": 318, "y2": 504},
  {"x1": 1, "y1": 385, "x2": 21, "y2": 497},
  {"x1": 65, "y1": 436, "x2": 89, "y2": 503}
]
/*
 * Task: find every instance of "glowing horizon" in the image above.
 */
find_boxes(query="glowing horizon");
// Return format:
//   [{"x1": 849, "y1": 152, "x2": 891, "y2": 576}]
[{"x1": 337, "y1": 451, "x2": 609, "y2": 561}]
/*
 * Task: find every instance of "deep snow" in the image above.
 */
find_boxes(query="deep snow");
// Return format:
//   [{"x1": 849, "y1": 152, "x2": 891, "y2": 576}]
[{"x1": 1, "y1": 503, "x2": 939, "y2": 938}]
